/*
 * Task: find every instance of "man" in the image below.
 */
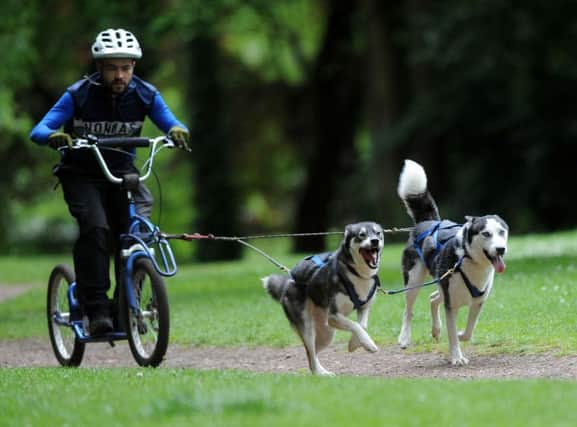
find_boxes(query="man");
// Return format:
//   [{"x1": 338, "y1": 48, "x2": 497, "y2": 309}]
[{"x1": 30, "y1": 28, "x2": 189, "y2": 335}]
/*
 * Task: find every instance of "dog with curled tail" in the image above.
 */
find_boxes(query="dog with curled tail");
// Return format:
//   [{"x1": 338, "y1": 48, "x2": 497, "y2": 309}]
[{"x1": 397, "y1": 159, "x2": 509, "y2": 366}]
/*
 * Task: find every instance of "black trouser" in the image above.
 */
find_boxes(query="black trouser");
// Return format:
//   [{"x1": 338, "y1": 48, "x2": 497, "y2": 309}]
[{"x1": 58, "y1": 173, "x2": 153, "y2": 317}]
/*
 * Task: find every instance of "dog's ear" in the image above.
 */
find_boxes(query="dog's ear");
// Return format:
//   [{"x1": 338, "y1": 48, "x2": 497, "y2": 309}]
[
  {"x1": 492, "y1": 214, "x2": 509, "y2": 231},
  {"x1": 341, "y1": 224, "x2": 354, "y2": 257},
  {"x1": 460, "y1": 220, "x2": 476, "y2": 246},
  {"x1": 343, "y1": 224, "x2": 353, "y2": 239},
  {"x1": 464, "y1": 215, "x2": 477, "y2": 223}
]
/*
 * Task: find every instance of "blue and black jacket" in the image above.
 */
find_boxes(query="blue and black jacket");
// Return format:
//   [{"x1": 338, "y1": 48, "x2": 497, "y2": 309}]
[{"x1": 30, "y1": 73, "x2": 187, "y2": 175}]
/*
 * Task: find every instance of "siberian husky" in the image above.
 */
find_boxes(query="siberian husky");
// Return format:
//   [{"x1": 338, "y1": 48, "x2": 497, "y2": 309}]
[
  {"x1": 263, "y1": 222, "x2": 384, "y2": 375},
  {"x1": 397, "y1": 159, "x2": 508, "y2": 366}
]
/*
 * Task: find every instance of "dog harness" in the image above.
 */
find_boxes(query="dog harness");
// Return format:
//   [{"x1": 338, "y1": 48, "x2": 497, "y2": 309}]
[
  {"x1": 413, "y1": 220, "x2": 461, "y2": 270},
  {"x1": 305, "y1": 254, "x2": 381, "y2": 310},
  {"x1": 452, "y1": 255, "x2": 485, "y2": 298},
  {"x1": 414, "y1": 221, "x2": 485, "y2": 298}
]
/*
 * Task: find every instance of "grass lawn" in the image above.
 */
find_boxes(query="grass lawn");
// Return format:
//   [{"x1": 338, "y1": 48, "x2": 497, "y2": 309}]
[
  {"x1": 2, "y1": 230, "x2": 577, "y2": 426},
  {"x1": 2, "y1": 369, "x2": 577, "y2": 427}
]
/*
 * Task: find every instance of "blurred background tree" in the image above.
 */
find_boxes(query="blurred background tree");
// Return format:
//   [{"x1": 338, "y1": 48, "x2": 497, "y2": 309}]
[{"x1": 2, "y1": 0, "x2": 577, "y2": 260}]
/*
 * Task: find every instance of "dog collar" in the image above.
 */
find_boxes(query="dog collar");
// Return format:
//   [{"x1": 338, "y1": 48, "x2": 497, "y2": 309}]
[
  {"x1": 346, "y1": 264, "x2": 361, "y2": 278},
  {"x1": 345, "y1": 263, "x2": 376, "y2": 280}
]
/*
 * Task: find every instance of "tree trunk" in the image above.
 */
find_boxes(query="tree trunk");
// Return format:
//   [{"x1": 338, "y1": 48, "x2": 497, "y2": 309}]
[
  {"x1": 188, "y1": 36, "x2": 242, "y2": 261},
  {"x1": 292, "y1": 0, "x2": 363, "y2": 253},
  {"x1": 365, "y1": 0, "x2": 412, "y2": 226}
]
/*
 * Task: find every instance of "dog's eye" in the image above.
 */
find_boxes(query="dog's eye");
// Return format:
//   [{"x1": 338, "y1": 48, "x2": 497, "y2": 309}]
[
  {"x1": 498, "y1": 229, "x2": 506, "y2": 237},
  {"x1": 482, "y1": 231, "x2": 492, "y2": 238},
  {"x1": 358, "y1": 231, "x2": 367, "y2": 240}
]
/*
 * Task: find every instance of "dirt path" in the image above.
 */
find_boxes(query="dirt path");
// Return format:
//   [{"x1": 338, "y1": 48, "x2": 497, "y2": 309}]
[
  {"x1": 0, "y1": 284, "x2": 34, "y2": 302},
  {"x1": 2, "y1": 284, "x2": 577, "y2": 378},
  {"x1": 2, "y1": 337, "x2": 577, "y2": 379}
]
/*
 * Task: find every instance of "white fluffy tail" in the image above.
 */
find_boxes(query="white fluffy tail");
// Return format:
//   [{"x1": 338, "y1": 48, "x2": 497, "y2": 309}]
[
  {"x1": 397, "y1": 159, "x2": 427, "y2": 199},
  {"x1": 397, "y1": 159, "x2": 440, "y2": 223}
]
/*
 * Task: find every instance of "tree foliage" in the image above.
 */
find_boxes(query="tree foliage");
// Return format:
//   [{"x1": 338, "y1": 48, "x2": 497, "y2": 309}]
[
  {"x1": 392, "y1": 0, "x2": 577, "y2": 231},
  {"x1": 3, "y1": 0, "x2": 577, "y2": 258}
]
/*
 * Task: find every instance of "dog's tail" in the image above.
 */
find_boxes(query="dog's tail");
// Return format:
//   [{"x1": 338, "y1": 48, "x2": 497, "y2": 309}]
[
  {"x1": 262, "y1": 274, "x2": 292, "y2": 302},
  {"x1": 397, "y1": 159, "x2": 440, "y2": 224}
]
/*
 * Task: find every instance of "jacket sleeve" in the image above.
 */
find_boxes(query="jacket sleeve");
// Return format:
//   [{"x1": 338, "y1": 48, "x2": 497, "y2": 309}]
[
  {"x1": 148, "y1": 92, "x2": 188, "y2": 134},
  {"x1": 29, "y1": 92, "x2": 75, "y2": 145}
]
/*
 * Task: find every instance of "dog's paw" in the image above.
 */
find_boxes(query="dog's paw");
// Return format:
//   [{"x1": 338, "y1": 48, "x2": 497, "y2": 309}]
[
  {"x1": 458, "y1": 331, "x2": 471, "y2": 342},
  {"x1": 398, "y1": 334, "x2": 411, "y2": 349},
  {"x1": 313, "y1": 367, "x2": 336, "y2": 376},
  {"x1": 348, "y1": 336, "x2": 361, "y2": 352},
  {"x1": 450, "y1": 355, "x2": 469, "y2": 366},
  {"x1": 362, "y1": 339, "x2": 379, "y2": 353}
]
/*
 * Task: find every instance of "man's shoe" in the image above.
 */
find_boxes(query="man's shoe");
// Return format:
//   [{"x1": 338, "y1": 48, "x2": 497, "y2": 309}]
[{"x1": 88, "y1": 312, "x2": 114, "y2": 336}]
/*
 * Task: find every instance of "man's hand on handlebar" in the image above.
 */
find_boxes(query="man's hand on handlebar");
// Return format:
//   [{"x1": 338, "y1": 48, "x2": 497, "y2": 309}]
[
  {"x1": 168, "y1": 126, "x2": 191, "y2": 151},
  {"x1": 48, "y1": 132, "x2": 73, "y2": 150}
]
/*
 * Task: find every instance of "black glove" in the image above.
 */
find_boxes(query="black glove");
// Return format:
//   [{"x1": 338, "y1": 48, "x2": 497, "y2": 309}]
[
  {"x1": 48, "y1": 132, "x2": 72, "y2": 150},
  {"x1": 168, "y1": 126, "x2": 190, "y2": 150}
]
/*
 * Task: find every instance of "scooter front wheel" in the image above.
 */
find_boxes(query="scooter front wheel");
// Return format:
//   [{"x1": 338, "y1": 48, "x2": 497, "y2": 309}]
[{"x1": 125, "y1": 258, "x2": 169, "y2": 367}]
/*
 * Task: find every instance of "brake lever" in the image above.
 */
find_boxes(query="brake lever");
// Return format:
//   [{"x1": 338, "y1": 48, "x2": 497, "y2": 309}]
[
  {"x1": 164, "y1": 137, "x2": 191, "y2": 153},
  {"x1": 86, "y1": 134, "x2": 98, "y2": 145}
]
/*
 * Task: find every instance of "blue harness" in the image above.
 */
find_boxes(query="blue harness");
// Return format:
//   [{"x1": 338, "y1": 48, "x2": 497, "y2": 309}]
[
  {"x1": 413, "y1": 221, "x2": 485, "y2": 298},
  {"x1": 413, "y1": 221, "x2": 461, "y2": 270},
  {"x1": 305, "y1": 254, "x2": 381, "y2": 310}
]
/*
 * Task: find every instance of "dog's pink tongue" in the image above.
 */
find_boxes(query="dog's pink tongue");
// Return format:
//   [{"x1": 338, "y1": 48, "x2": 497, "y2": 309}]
[{"x1": 493, "y1": 256, "x2": 506, "y2": 273}]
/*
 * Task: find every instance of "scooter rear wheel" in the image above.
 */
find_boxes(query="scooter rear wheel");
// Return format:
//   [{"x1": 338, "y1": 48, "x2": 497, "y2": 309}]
[{"x1": 47, "y1": 264, "x2": 85, "y2": 367}]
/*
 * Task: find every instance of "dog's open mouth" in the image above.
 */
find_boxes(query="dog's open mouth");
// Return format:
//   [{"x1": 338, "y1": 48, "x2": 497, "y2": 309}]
[
  {"x1": 484, "y1": 250, "x2": 506, "y2": 273},
  {"x1": 359, "y1": 248, "x2": 380, "y2": 269}
]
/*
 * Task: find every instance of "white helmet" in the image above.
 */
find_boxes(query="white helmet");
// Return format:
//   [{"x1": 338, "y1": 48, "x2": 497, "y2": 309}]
[{"x1": 91, "y1": 28, "x2": 142, "y2": 59}]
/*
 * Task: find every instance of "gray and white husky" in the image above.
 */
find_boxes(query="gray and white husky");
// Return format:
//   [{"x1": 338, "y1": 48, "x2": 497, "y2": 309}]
[
  {"x1": 397, "y1": 160, "x2": 509, "y2": 366},
  {"x1": 263, "y1": 222, "x2": 384, "y2": 375}
]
